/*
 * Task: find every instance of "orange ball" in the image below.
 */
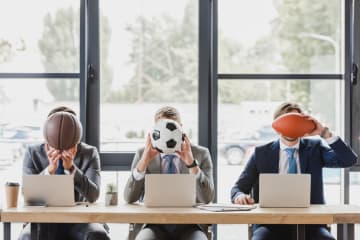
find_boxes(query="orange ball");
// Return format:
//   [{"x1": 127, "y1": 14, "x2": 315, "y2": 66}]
[{"x1": 272, "y1": 113, "x2": 316, "y2": 138}]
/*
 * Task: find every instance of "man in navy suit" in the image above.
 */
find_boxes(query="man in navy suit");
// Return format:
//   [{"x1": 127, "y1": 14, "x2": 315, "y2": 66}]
[{"x1": 231, "y1": 102, "x2": 358, "y2": 240}]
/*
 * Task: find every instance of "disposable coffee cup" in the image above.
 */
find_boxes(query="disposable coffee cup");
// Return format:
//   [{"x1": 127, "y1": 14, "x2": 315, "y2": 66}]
[{"x1": 5, "y1": 182, "x2": 20, "y2": 208}]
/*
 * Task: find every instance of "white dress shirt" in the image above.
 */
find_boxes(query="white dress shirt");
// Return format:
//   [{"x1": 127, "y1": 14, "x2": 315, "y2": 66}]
[{"x1": 133, "y1": 153, "x2": 200, "y2": 180}]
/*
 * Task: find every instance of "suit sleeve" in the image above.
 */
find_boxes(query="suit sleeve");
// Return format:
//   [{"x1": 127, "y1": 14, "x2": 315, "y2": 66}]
[
  {"x1": 123, "y1": 149, "x2": 145, "y2": 203},
  {"x1": 73, "y1": 148, "x2": 101, "y2": 203},
  {"x1": 230, "y1": 153, "x2": 258, "y2": 203},
  {"x1": 195, "y1": 148, "x2": 215, "y2": 204},
  {"x1": 23, "y1": 147, "x2": 38, "y2": 175},
  {"x1": 320, "y1": 138, "x2": 358, "y2": 168}
]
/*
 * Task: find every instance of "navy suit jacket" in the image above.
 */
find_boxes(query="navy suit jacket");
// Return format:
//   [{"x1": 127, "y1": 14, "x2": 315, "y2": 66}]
[{"x1": 231, "y1": 138, "x2": 358, "y2": 204}]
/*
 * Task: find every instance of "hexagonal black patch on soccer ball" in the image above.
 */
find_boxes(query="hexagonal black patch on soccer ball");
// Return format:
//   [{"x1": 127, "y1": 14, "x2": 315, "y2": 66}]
[
  {"x1": 166, "y1": 139, "x2": 177, "y2": 148},
  {"x1": 166, "y1": 122, "x2": 177, "y2": 131},
  {"x1": 152, "y1": 130, "x2": 160, "y2": 140}
]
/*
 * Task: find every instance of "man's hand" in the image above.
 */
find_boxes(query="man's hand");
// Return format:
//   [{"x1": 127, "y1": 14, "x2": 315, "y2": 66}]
[
  {"x1": 46, "y1": 143, "x2": 62, "y2": 175},
  {"x1": 136, "y1": 134, "x2": 159, "y2": 172},
  {"x1": 177, "y1": 135, "x2": 199, "y2": 174},
  {"x1": 61, "y1": 145, "x2": 78, "y2": 170},
  {"x1": 177, "y1": 134, "x2": 194, "y2": 166},
  {"x1": 234, "y1": 194, "x2": 255, "y2": 205},
  {"x1": 303, "y1": 115, "x2": 332, "y2": 139}
]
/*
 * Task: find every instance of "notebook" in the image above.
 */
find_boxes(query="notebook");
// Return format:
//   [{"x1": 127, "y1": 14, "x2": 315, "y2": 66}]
[
  {"x1": 144, "y1": 174, "x2": 196, "y2": 207},
  {"x1": 259, "y1": 173, "x2": 311, "y2": 208},
  {"x1": 196, "y1": 203, "x2": 256, "y2": 212},
  {"x1": 23, "y1": 175, "x2": 75, "y2": 207}
]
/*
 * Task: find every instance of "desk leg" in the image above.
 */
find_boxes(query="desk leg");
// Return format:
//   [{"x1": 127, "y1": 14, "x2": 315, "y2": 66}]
[
  {"x1": 4, "y1": 222, "x2": 11, "y2": 240},
  {"x1": 297, "y1": 224, "x2": 305, "y2": 240},
  {"x1": 337, "y1": 224, "x2": 354, "y2": 240},
  {"x1": 348, "y1": 224, "x2": 354, "y2": 240}
]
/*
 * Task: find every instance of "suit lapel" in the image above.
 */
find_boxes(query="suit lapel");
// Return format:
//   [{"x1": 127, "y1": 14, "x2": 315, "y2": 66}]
[
  {"x1": 299, "y1": 139, "x2": 308, "y2": 173},
  {"x1": 269, "y1": 140, "x2": 280, "y2": 173},
  {"x1": 147, "y1": 154, "x2": 162, "y2": 173}
]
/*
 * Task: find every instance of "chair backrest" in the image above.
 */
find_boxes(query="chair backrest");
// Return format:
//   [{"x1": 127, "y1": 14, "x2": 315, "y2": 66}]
[{"x1": 127, "y1": 223, "x2": 213, "y2": 240}]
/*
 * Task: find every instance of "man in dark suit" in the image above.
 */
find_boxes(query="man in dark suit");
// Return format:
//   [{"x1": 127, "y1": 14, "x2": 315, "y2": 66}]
[
  {"x1": 19, "y1": 106, "x2": 110, "y2": 240},
  {"x1": 124, "y1": 106, "x2": 214, "y2": 240},
  {"x1": 231, "y1": 102, "x2": 358, "y2": 240}
]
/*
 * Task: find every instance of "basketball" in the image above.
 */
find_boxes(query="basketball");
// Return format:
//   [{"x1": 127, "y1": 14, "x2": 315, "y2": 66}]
[
  {"x1": 43, "y1": 111, "x2": 82, "y2": 150},
  {"x1": 272, "y1": 113, "x2": 316, "y2": 138}
]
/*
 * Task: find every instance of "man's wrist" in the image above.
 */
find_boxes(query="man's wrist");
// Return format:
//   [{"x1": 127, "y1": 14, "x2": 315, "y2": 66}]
[
  {"x1": 48, "y1": 165, "x2": 56, "y2": 175},
  {"x1": 66, "y1": 164, "x2": 75, "y2": 172},
  {"x1": 320, "y1": 127, "x2": 332, "y2": 139},
  {"x1": 186, "y1": 159, "x2": 198, "y2": 168}
]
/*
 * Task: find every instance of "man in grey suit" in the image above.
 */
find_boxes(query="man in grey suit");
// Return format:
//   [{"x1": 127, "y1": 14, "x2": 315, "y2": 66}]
[
  {"x1": 124, "y1": 106, "x2": 215, "y2": 240},
  {"x1": 19, "y1": 106, "x2": 110, "y2": 240}
]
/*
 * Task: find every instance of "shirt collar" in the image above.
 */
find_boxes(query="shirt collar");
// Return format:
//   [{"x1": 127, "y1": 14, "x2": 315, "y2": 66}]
[
  {"x1": 160, "y1": 152, "x2": 179, "y2": 159},
  {"x1": 279, "y1": 138, "x2": 300, "y2": 150}
]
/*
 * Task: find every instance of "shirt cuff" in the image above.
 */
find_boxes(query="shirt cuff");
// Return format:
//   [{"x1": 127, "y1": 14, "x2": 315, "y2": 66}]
[
  {"x1": 194, "y1": 167, "x2": 201, "y2": 179},
  {"x1": 132, "y1": 168, "x2": 146, "y2": 181},
  {"x1": 64, "y1": 166, "x2": 75, "y2": 176},
  {"x1": 44, "y1": 167, "x2": 50, "y2": 175},
  {"x1": 325, "y1": 135, "x2": 339, "y2": 145}
]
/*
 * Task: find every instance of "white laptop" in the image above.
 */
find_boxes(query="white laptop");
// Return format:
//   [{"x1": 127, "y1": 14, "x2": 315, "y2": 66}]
[
  {"x1": 144, "y1": 174, "x2": 196, "y2": 207},
  {"x1": 23, "y1": 175, "x2": 75, "y2": 207},
  {"x1": 259, "y1": 173, "x2": 311, "y2": 208}
]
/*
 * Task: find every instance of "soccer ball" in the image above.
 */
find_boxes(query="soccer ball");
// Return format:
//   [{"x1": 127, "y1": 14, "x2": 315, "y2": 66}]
[{"x1": 151, "y1": 119, "x2": 183, "y2": 154}]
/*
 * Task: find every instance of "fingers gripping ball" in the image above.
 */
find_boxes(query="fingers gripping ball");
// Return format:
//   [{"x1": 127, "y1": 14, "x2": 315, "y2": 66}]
[
  {"x1": 151, "y1": 119, "x2": 183, "y2": 154},
  {"x1": 272, "y1": 113, "x2": 316, "y2": 138},
  {"x1": 43, "y1": 112, "x2": 82, "y2": 150}
]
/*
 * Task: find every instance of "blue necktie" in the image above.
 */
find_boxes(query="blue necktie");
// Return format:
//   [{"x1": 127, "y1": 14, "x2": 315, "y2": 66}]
[
  {"x1": 162, "y1": 155, "x2": 178, "y2": 233},
  {"x1": 55, "y1": 159, "x2": 65, "y2": 175},
  {"x1": 163, "y1": 155, "x2": 177, "y2": 174},
  {"x1": 284, "y1": 148, "x2": 297, "y2": 174}
]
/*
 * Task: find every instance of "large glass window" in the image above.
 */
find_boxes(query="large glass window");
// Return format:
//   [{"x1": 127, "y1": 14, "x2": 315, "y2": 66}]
[
  {"x1": 0, "y1": 0, "x2": 80, "y2": 73},
  {"x1": 99, "y1": 0, "x2": 199, "y2": 152},
  {"x1": 217, "y1": 80, "x2": 344, "y2": 238},
  {"x1": 218, "y1": 0, "x2": 343, "y2": 74},
  {"x1": 217, "y1": 0, "x2": 345, "y2": 239}
]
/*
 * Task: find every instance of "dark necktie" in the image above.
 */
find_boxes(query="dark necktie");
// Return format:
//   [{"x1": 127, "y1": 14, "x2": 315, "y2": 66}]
[
  {"x1": 55, "y1": 159, "x2": 65, "y2": 175},
  {"x1": 284, "y1": 148, "x2": 297, "y2": 174}
]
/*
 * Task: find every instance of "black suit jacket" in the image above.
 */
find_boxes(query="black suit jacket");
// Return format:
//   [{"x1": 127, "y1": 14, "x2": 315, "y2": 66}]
[{"x1": 231, "y1": 138, "x2": 358, "y2": 204}]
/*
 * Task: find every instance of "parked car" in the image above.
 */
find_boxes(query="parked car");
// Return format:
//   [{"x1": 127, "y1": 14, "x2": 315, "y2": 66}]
[
  {"x1": 0, "y1": 124, "x2": 42, "y2": 164},
  {"x1": 220, "y1": 125, "x2": 277, "y2": 165}
]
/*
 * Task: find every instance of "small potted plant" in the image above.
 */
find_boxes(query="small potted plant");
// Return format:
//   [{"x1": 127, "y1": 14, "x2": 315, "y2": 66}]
[{"x1": 105, "y1": 183, "x2": 118, "y2": 206}]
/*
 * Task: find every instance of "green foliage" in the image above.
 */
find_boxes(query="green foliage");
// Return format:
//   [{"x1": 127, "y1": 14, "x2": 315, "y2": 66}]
[
  {"x1": 106, "y1": 183, "x2": 117, "y2": 193},
  {"x1": 125, "y1": 130, "x2": 145, "y2": 139},
  {"x1": 108, "y1": 1, "x2": 198, "y2": 103},
  {"x1": 38, "y1": 7, "x2": 113, "y2": 101},
  {"x1": 272, "y1": 0, "x2": 339, "y2": 73}
]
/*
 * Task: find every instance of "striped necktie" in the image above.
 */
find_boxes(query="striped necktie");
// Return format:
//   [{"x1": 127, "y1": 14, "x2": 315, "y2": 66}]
[{"x1": 163, "y1": 155, "x2": 177, "y2": 174}]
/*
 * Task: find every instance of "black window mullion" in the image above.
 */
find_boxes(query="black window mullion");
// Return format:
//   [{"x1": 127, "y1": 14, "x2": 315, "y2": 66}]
[
  {"x1": 218, "y1": 74, "x2": 343, "y2": 80},
  {"x1": 0, "y1": 73, "x2": 79, "y2": 78},
  {"x1": 83, "y1": 0, "x2": 100, "y2": 150}
]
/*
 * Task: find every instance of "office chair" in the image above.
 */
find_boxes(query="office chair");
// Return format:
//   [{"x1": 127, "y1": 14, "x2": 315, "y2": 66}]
[{"x1": 127, "y1": 223, "x2": 213, "y2": 240}]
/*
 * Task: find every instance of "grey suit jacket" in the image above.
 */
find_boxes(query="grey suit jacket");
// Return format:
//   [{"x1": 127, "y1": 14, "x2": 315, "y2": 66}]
[
  {"x1": 124, "y1": 144, "x2": 215, "y2": 204},
  {"x1": 23, "y1": 142, "x2": 101, "y2": 203}
]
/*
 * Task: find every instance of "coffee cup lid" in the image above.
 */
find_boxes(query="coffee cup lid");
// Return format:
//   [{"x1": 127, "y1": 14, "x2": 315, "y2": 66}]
[{"x1": 5, "y1": 182, "x2": 19, "y2": 187}]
